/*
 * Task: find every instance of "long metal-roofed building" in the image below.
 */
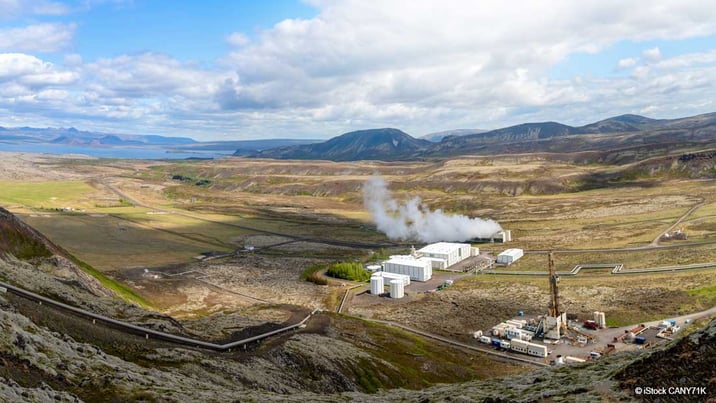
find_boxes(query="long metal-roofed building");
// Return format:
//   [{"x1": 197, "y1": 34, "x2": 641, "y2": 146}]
[
  {"x1": 418, "y1": 242, "x2": 473, "y2": 269},
  {"x1": 380, "y1": 243, "x2": 477, "y2": 282}
]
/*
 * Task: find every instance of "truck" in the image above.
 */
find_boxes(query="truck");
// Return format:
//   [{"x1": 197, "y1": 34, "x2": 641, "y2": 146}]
[{"x1": 583, "y1": 320, "x2": 599, "y2": 330}]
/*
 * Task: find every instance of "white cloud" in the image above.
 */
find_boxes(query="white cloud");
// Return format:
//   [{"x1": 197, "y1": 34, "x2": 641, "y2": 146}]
[
  {"x1": 618, "y1": 57, "x2": 638, "y2": 69},
  {"x1": 226, "y1": 32, "x2": 250, "y2": 47},
  {"x1": 3, "y1": 0, "x2": 716, "y2": 139},
  {"x1": 0, "y1": 53, "x2": 77, "y2": 85},
  {"x1": 83, "y1": 53, "x2": 226, "y2": 99},
  {"x1": 0, "y1": 0, "x2": 68, "y2": 19},
  {"x1": 0, "y1": 23, "x2": 76, "y2": 53},
  {"x1": 643, "y1": 47, "x2": 663, "y2": 62}
]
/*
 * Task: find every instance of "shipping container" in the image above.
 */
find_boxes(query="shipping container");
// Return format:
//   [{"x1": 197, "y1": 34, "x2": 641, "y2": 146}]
[
  {"x1": 496, "y1": 248, "x2": 524, "y2": 265},
  {"x1": 634, "y1": 336, "x2": 646, "y2": 345},
  {"x1": 491, "y1": 338, "x2": 501, "y2": 346},
  {"x1": 479, "y1": 335, "x2": 491, "y2": 344}
]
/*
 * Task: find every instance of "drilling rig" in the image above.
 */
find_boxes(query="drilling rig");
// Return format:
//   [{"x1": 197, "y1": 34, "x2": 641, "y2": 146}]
[
  {"x1": 537, "y1": 251, "x2": 567, "y2": 339},
  {"x1": 548, "y1": 252, "x2": 559, "y2": 317}
]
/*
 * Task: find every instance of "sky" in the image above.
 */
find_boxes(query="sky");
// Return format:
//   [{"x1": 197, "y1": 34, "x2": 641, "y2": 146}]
[{"x1": 1, "y1": 0, "x2": 715, "y2": 141}]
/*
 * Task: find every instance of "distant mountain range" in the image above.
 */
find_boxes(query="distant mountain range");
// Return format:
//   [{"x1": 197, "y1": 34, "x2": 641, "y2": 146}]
[
  {"x1": 0, "y1": 126, "x2": 197, "y2": 146},
  {"x1": 3, "y1": 111, "x2": 715, "y2": 161},
  {"x1": 244, "y1": 112, "x2": 716, "y2": 161},
  {"x1": 0, "y1": 126, "x2": 320, "y2": 153}
]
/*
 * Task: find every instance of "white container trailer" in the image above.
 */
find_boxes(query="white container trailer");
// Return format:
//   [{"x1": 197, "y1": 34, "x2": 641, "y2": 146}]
[
  {"x1": 506, "y1": 319, "x2": 525, "y2": 329},
  {"x1": 510, "y1": 339, "x2": 547, "y2": 358},
  {"x1": 370, "y1": 276, "x2": 384, "y2": 295},
  {"x1": 500, "y1": 340, "x2": 511, "y2": 349},
  {"x1": 382, "y1": 255, "x2": 431, "y2": 281},
  {"x1": 496, "y1": 248, "x2": 524, "y2": 265},
  {"x1": 389, "y1": 280, "x2": 404, "y2": 299},
  {"x1": 479, "y1": 335, "x2": 491, "y2": 344},
  {"x1": 527, "y1": 343, "x2": 548, "y2": 358},
  {"x1": 505, "y1": 328, "x2": 533, "y2": 341}
]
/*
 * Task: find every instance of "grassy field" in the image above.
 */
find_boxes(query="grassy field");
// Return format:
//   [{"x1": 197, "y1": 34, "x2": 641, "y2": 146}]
[
  {"x1": 0, "y1": 180, "x2": 97, "y2": 209},
  {"x1": 20, "y1": 212, "x2": 237, "y2": 271}
]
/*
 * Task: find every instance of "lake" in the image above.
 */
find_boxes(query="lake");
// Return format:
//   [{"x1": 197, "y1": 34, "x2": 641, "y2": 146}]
[{"x1": 0, "y1": 143, "x2": 234, "y2": 160}]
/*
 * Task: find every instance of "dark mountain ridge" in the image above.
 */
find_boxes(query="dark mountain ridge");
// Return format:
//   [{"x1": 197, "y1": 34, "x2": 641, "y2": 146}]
[
  {"x1": 244, "y1": 112, "x2": 716, "y2": 161},
  {"x1": 247, "y1": 128, "x2": 431, "y2": 161}
]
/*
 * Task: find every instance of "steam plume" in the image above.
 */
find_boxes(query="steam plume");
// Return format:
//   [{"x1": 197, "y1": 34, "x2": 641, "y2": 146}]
[{"x1": 363, "y1": 175, "x2": 502, "y2": 243}]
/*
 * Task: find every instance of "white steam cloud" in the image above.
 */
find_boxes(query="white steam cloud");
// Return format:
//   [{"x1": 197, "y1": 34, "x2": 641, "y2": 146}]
[{"x1": 363, "y1": 175, "x2": 502, "y2": 243}]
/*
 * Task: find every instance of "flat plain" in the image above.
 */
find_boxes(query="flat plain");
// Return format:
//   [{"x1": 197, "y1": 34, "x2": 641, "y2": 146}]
[{"x1": 0, "y1": 151, "x2": 714, "y2": 336}]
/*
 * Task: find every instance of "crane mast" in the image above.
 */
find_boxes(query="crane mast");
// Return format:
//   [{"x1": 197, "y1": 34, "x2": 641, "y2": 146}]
[{"x1": 548, "y1": 251, "x2": 559, "y2": 317}]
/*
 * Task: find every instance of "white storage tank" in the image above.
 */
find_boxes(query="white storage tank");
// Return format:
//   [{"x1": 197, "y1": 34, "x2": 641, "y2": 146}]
[
  {"x1": 370, "y1": 276, "x2": 384, "y2": 295},
  {"x1": 594, "y1": 311, "x2": 606, "y2": 328},
  {"x1": 496, "y1": 248, "x2": 524, "y2": 265},
  {"x1": 389, "y1": 280, "x2": 404, "y2": 299},
  {"x1": 366, "y1": 264, "x2": 382, "y2": 273}
]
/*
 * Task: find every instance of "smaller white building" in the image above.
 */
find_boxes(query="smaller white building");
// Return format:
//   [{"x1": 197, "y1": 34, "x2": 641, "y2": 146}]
[
  {"x1": 496, "y1": 248, "x2": 524, "y2": 265},
  {"x1": 497, "y1": 230, "x2": 512, "y2": 243},
  {"x1": 382, "y1": 255, "x2": 432, "y2": 282}
]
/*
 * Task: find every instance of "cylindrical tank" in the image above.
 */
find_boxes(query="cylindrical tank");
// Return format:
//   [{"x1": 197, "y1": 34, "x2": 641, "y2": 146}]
[
  {"x1": 598, "y1": 312, "x2": 606, "y2": 328},
  {"x1": 389, "y1": 280, "x2": 404, "y2": 299},
  {"x1": 370, "y1": 276, "x2": 384, "y2": 295}
]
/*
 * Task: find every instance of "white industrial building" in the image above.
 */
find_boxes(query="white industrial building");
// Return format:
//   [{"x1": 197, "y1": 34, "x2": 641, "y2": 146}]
[
  {"x1": 380, "y1": 242, "x2": 478, "y2": 282},
  {"x1": 382, "y1": 255, "x2": 432, "y2": 282},
  {"x1": 417, "y1": 242, "x2": 472, "y2": 268},
  {"x1": 496, "y1": 248, "x2": 524, "y2": 265}
]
